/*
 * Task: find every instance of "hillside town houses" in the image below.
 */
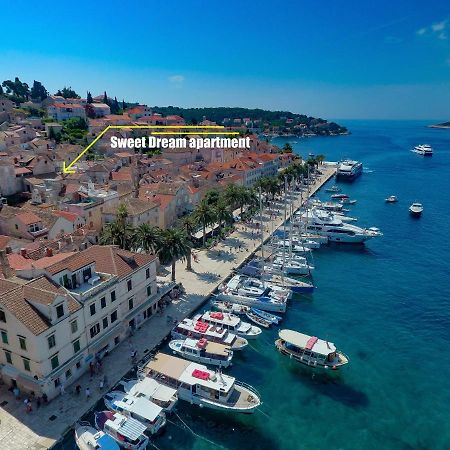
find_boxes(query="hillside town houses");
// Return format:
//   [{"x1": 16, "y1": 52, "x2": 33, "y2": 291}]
[{"x1": 0, "y1": 90, "x2": 295, "y2": 401}]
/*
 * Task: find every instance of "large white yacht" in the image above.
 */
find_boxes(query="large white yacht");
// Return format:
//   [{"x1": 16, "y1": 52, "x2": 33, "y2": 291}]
[
  {"x1": 142, "y1": 352, "x2": 261, "y2": 413},
  {"x1": 217, "y1": 274, "x2": 289, "y2": 312},
  {"x1": 413, "y1": 144, "x2": 433, "y2": 156},
  {"x1": 194, "y1": 311, "x2": 262, "y2": 339},
  {"x1": 336, "y1": 160, "x2": 363, "y2": 180},
  {"x1": 169, "y1": 337, "x2": 233, "y2": 367},
  {"x1": 171, "y1": 317, "x2": 248, "y2": 350},
  {"x1": 271, "y1": 256, "x2": 313, "y2": 275},
  {"x1": 300, "y1": 208, "x2": 382, "y2": 243}
]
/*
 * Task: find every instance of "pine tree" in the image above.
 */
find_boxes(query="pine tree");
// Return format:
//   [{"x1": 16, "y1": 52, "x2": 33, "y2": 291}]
[
  {"x1": 87, "y1": 91, "x2": 93, "y2": 103},
  {"x1": 30, "y1": 80, "x2": 48, "y2": 101},
  {"x1": 122, "y1": 99, "x2": 126, "y2": 110},
  {"x1": 111, "y1": 96, "x2": 120, "y2": 114},
  {"x1": 103, "y1": 91, "x2": 108, "y2": 104}
]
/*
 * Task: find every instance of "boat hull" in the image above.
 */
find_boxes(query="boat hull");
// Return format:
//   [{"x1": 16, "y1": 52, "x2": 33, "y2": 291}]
[
  {"x1": 216, "y1": 293, "x2": 286, "y2": 312},
  {"x1": 169, "y1": 341, "x2": 232, "y2": 367}
]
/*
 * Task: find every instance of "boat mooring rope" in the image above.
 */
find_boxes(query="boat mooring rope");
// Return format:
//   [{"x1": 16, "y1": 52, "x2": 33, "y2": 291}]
[{"x1": 168, "y1": 412, "x2": 227, "y2": 449}]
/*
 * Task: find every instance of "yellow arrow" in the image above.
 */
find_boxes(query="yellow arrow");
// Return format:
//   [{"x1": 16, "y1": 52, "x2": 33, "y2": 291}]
[{"x1": 62, "y1": 125, "x2": 231, "y2": 174}]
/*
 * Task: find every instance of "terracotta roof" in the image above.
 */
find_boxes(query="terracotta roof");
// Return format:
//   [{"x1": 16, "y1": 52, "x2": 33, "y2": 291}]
[
  {"x1": 8, "y1": 252, "x2": 75, "y2": 271},
  {"x1": 0, "y1": 235, "x2": 12, "y2": 250},
  {"x1": 111, "y1": 171, "x2": 132, "y2": 181},
  {"x1": 48, "y1": 245, "x2": 155, "y2": 278},
  {"x1": 54, "y1": 210, "x2": 81, "y2": 223},
  {"x1": 0, "y1": 276, "x2": 81, "y2": 335},
  {"x1": 14, "y1": 167, "x2": 32, "y2": 175},
  {"x1": 17, "y1": 212, "x2": 42, "y2": 225},
  {"x1": 102, "y1": 198, "x2": 158, "y2": 216}
]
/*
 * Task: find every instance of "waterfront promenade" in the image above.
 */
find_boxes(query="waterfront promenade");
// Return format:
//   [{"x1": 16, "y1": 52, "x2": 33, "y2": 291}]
[{"x1": 0, "y1": 165, "x2": 335, "y2": 450}]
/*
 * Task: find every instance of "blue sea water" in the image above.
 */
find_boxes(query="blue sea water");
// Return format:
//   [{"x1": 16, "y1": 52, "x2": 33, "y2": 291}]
[{"x1": 63, "y1": 121, "x2": 450, "y2": 450}]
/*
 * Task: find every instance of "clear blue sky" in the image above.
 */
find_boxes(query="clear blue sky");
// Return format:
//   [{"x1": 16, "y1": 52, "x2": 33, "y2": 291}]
[{"x1": 1, "y1": 0, "x2": 450, "y2": 119}]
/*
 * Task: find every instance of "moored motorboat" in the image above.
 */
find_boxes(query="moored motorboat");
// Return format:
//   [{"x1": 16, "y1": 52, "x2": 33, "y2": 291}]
[
  {"x1": 75, "y1": 422, "x2": 120, "y2": 450},
  {"x1": 409, "y1": 202, "x2": 423, "y2": 216},
  {"x1": 211, "y1": 301, "x2": 250, "y2": 315},
  {"x1": 325, "y1": 185, "x2": 341, "y2": 193},
  {"x1": 103, "y1": 391, "x2": 166, "y2": 435},
  {"x1": 195, "y1": 311, "x2": 261, "y2": 339},
  {"x1": 120, "y1": 377, "x2": 178, "y2": 413},
  {"x1": 331, "y1": 193, "x2": 349, "y2": 200},
  {"x1": 245, "y1": 311, "x2": 271, "y2": 328},
  {"x1": 251, "y1": 308, "x2": 282, "y2": 324},
  {"x1": 385, "y1": 195, "x2": 398, "y2": 203},
  {"x1": 142, "y1": 353, "x2": 261, "y2": 414},
  {"x1": 340, "y1": 198, "x2": 357, "y2": 205},
  {"x1": 412, "y1": 144, "x2": 433, "y2": 156},
  {"x1": 169, "y1": 337, "x2": 233, "y2": 367},
  {"x1": 94, "y1": 411, "x2": 148, "y2": 450},
  {"x1": 172, "y1": 317, "x2": 248, "y2": 350},
  {"x1": 275, "y1": 329, "x2": 349, "y2": 369}
]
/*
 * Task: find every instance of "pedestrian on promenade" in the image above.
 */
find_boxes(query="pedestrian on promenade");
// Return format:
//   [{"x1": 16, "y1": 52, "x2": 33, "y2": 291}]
[
  {"x1": 85, "y1": 387, "x2": 91, "y2": 399},
  {"x1": 13, "y1": 387, "x2": 20, "y2": 400},
  {"x1": 42, "y1": 393, "x2": 48, "y2": 404},
  {"x1": 60, "y1": 384, "x2": 65, "y2": 395},
  {"x1": 75, "y1": 385, "x2": 81, "y2": 396},
  {"x1": 99, "y1": 379, "x2": 104, "y2": 390},
  {"x1": 89, "y1": 362, "x2": 95, "y2": 377},
  {"x1": 36, "y1": 396, "x2": 41, "y2": 409},
  {"x1": 103, "y1": 374, "x2": 108, "y2": 388}
]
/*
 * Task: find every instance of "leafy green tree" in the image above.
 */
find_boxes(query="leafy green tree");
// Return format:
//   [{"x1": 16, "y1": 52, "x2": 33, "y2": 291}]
[
  {"x1": 2, "y1": 77, "x2": 30, "y2": 101},
  {"x1": 214, "y1": 198, "x2": 233, "y2": 233},
  {"x1": 55, "y1": 86, "x2": 80, "y2": 99},
  {"x1": 87, "y1": 91, "x2": 93, "y2": 103},
  {"x1": 158, "y1": 228, "x2": 192, "y2": 282},
  {"x1": 30, "y1": 80, "x2": 48, "y2": 101},
  {"x1": 282, "y1": 143, "x2": 293, "y2": 153}
]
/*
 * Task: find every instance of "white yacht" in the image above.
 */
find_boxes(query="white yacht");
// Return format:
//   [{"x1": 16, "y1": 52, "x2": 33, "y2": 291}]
[
  {"x1": 103, "y1": 391, "x2": 166, "y2": 435},
  {"x1": 409, "y1": 202, "x2": 423, "y2": 216},
  {"x1": 169, "y1": 337, "x2": 233, "y2": 367},
  {"x1": 142, "y1": 353, "x2": 261, "y2": 414},
  {"x1": 275, "y1": 329, "x2": 349, "y2": 370},
  {"x1": 307, "y1": 199, "x2": 343, "y2": 212},
  {"x1": 194, "y1": 311, "x2": 262, "y2": 339},
  {"x1": 171, "y1": 317, "x2": 248, "y2": 350},
  {"x1": 273, "y1": 239, "x2": 312, "y2": 253},
  {"x1": 120, "y1": 377, "x2": 178, "y2": 413},
  {"x1": 385, "y1": 195, "x2": 398, "y2": 203},
  {"x1": 94, "y1": 411, "x2": 148, "y2": 450},
  {"x1": 336, "y1": 160, "x2": 363, "y2": 180},
  {"x1": 300, "y1": 208, "x2": 382, "y2": 243},
  {"x1": 413, "y1": 144, "x2": 433, "y2": 156},
  {"x1": 271, "y1": 256, "x2": 313, "y2": 275},
  {"x1": 217, "y1": 274, "x2": 289, "y2": 312},
  {"x1": 75, "y1": 422, "x2": 120, "y2": 450}
]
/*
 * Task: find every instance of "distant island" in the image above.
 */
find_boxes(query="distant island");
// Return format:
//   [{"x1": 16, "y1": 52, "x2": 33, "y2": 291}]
[
  {"x1": 152, "y1": 106, "x2": 349, "y2": 137},
  {"x1": 428, "y1": 121, "x2": 450, "y2": 129}
]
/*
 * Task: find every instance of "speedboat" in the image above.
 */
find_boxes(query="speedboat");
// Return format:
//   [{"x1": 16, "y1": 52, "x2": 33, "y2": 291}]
[
  {"x1": 331, "y1": 193, "x2": 349, "y2": 200},
  {"x1": 299, "y1": 208, "x2": 382, "y2": 243},
  {"x1": 142, "y1": 352, "x2": 261, "y2": 414},
  {"x1": 413, "y1": 144, "x2": 433, "y2": 156},
  {"x1": 251, "y1": 308, "x2": 282, "y2": 325},
  {"x1": 169, "y1": 337, "x2": 233, "y2": 367},
  {"x1": 385, "y1": 195, "x2": 398, "y2": 203},
  {"x1": 245, "y1": 311, "x2": 271, "y2": 328},
  {"x1": 211, "y1": 301, "x2": 250, "y2": 315},
  {"x1": 120, "y1": 377, "x2": 178, "y2": 413},
  {"x1": 325, "y1": 185, "x2": 341, "y2": 193},
  {"x1": 336, "y1": 160, "x2": 363, "y2": 180},
  {"x1": 94, "y1": 411, "x2": 148, "y2": 450},
  {"x1": 103, "y1": 391, "x2": 166, "y2": 435},
  {"x1": 194, "y1": 311, "x2": 261, "y2": 339},
  {"x1": 409, "y1": 202, "x2": 423, "y2": 216},
  {"x1": 171, "y1": 317, "x2": 248, "y2": 350},
  {"x1": 75, "y1": 422, "x2": 120, "y2": 450},
  {"x1": 275, "y1": 329, "x2": 349, "y2": 369},
  {"x1": 340, "y1": 198, "x2": 357, "y2": 205}
]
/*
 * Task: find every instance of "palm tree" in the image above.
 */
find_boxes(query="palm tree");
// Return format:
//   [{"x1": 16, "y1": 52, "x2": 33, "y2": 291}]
[
  {"x1": 180, "y1": 215, "x2": 196, "y2": 270},
  {"x1": 158, "y1": 228, "x2": 192, "y2": 282},
  {"x1": 224, "y1": 183, "x2": 240, "y2": 210},
  {"x1": 194, "y1": 200, "x2": 214, "y2": 247},
  {"x1": 134, "y1": 223, "x2": 161, "y2": 254},
  {"x1": 100, "y1": 220, "x2": 135, "y2": 250},
  {"x1": 214, "y1": 198, "x2": 233, "y2": 234}
]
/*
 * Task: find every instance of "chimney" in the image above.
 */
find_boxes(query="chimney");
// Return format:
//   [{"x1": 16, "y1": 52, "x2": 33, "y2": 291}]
[
  {"x1": 20, "y1": 248, "x2": 27, "y2": 257},
  {"x1": 46, "y1": 247, "x2": 53, "y2": 257},
  {"x1": 0, "y1": 249, "x2": 13, "y2": 279}
]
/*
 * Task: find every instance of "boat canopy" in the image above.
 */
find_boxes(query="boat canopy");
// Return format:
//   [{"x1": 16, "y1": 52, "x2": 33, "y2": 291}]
[
  {"x1": 279, "y1": 329, "x2": 336, "y2": 355},
  {"x1": 117, "y1": 396, "x2": 163, "y2": 422},
  {"x1": 129, "y1": 377, "x2": 177, "y2": 402},
  {"x1": 97, "y1": 434, "x2": 120, "y2": 450},
  {"x1": 106, "y1": 413, "x2": 146, "y2": 440}
]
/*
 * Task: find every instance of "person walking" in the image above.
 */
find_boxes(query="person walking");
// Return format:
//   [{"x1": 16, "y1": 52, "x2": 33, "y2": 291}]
[{"x1": 85, "y1": 387, "x2": 91, "y2": 399}]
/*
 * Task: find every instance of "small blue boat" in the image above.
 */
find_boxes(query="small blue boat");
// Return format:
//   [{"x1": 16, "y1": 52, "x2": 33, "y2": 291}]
[{"x1": 251, "y1": 308, "x2": 282, "y2": 324}]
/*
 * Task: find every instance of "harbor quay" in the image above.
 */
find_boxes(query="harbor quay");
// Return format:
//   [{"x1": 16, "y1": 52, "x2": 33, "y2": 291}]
[{"x1": 0, "y1": 166, "x2": 335, "y2": 450}]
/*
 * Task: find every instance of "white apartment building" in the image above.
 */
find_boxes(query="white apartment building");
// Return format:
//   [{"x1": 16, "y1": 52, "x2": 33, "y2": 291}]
[{"x1": 0, "y1": 245, "x2": 171, "y2": 400}]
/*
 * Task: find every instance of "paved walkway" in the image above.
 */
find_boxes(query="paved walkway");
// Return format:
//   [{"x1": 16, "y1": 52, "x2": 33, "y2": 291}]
[{"x1": 0, "y1": 166, "x2": 335, "y2": 450}]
